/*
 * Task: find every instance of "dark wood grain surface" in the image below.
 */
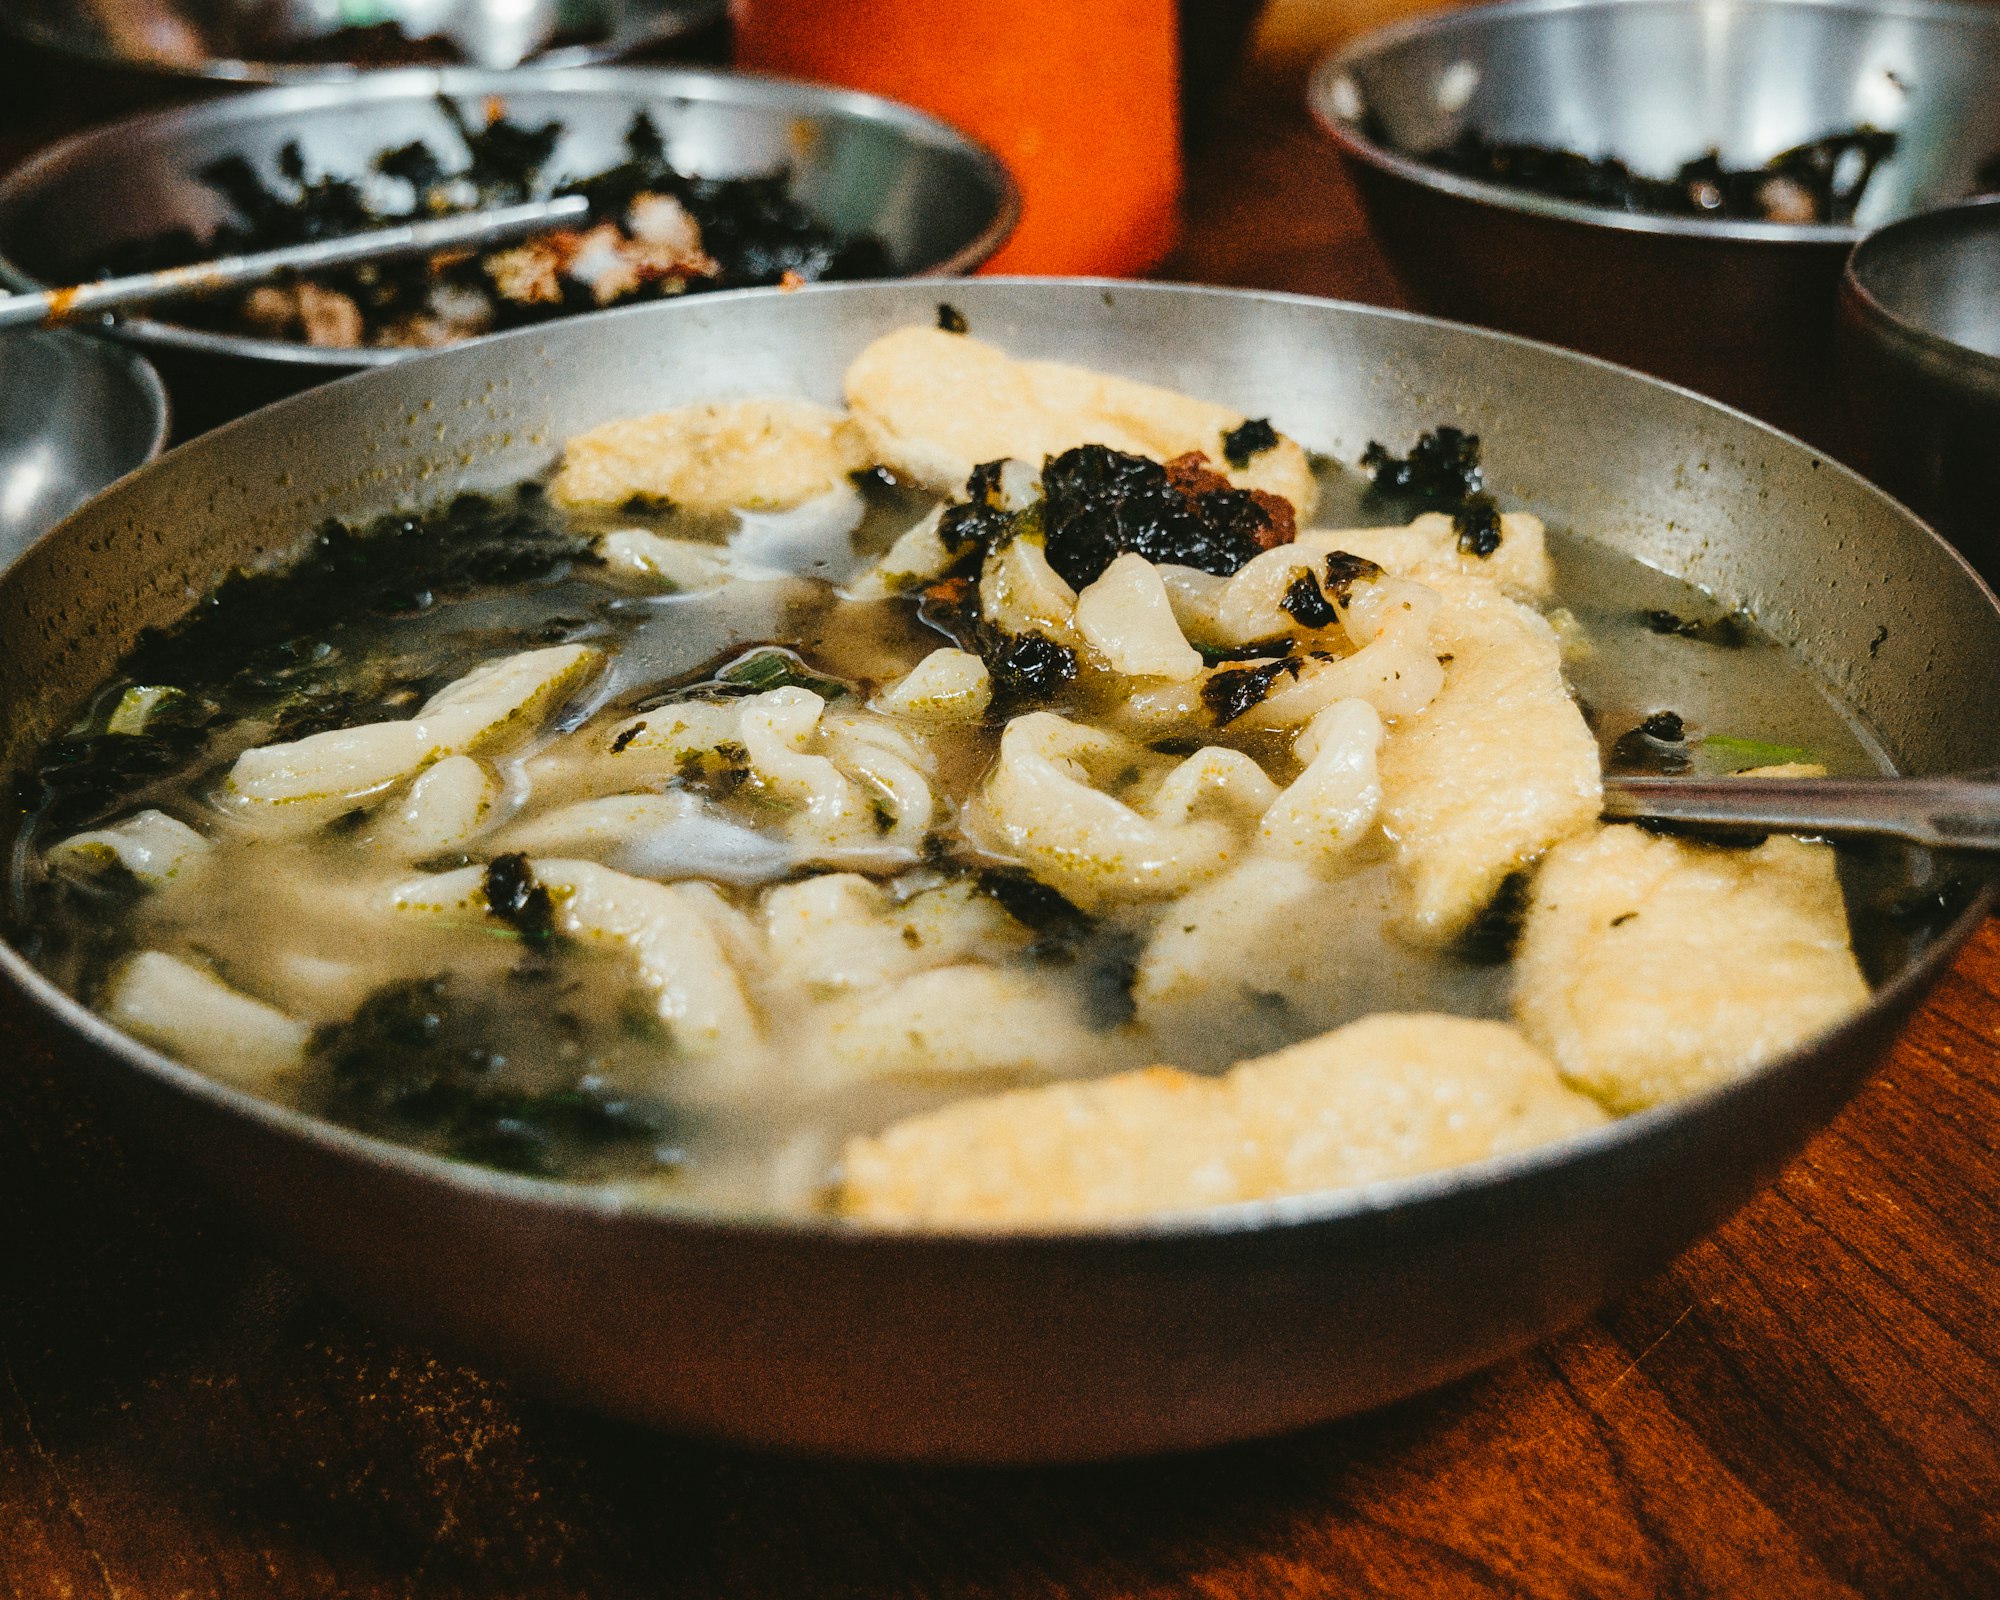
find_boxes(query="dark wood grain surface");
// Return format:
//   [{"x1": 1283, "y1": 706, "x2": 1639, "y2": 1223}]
[{"x1": 5, "y1": 39, "x2": 2000, "y2": 1600}]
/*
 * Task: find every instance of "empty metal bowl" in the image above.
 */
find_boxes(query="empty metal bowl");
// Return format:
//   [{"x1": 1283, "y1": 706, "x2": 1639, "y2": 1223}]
[
  {"x1": 0, "y1": 67, "x2": 1019, "y2": 432},
  {"x1": 1840, "y1": 196, "x2": 2000, "y2": 579},
  {"x1": 0, "y1": 330, "x2": 166, "y2": 568},
  {"x1": 0, "y1": 0, "x2": 722, "y2": 80},
  {"x1": 1310, "y1": 0, "x2": 2000, "y2": 447}
]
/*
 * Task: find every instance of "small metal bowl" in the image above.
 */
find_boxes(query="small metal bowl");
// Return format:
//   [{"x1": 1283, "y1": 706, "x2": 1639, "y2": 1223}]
[
  {"x1": 1840, "y1": 196, "x2": 2000, "y2": 579},
  {"x1": 0, "y1": 0, "x2": 722, "y2": 81},
  {"x1": 0, "y1": 66, "x2": 1019, "y2": 431},
  {"x1": 0, "y1": 330, "x2": 166, "y2": 568},
  {"x1": 1310, "y1": 0, "x2": 2000, "y2": 446}
]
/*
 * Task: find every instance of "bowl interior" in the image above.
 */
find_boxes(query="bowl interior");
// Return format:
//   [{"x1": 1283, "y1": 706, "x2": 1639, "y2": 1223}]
[
  {"x1": 1327, "y1": 0, "x2": 2000, "y2": 231},
  {"x1": 0, "y1": 330, "x2": 166, "y2": 565},
  {"x1": 0, "y1": 68, "x2": 1014, "y2": 315},
  {"x1": 1850, "y1": 199, "x2": 2000, "y2": 359}
]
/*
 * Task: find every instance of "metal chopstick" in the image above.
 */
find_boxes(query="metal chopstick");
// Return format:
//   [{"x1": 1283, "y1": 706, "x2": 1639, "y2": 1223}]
[{"x1": 0, "y1": 194, "x2": 590, "y2": 331}]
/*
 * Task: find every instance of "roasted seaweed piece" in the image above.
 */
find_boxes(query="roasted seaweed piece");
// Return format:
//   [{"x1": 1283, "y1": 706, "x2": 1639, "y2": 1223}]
[
  {"x1": 1039, "y1": 445, "x2": 1293, "y2": 589},
  {"x1": 915, "y1": 577, "x2": 1077, "y2": 704},
  {"x1": 485, "y1": 854, "x2": 557, "y2": 946},
  {"x1": 1422, "y1": 126, "x2": 1899, "y2": 225},
  {"x1": 937, "y1": 301, "x2": 969, "y2": 334},
  {"x1": 1360, "y1": 427, "x2": 1484, "y2": 509},
  {"x1": 1279, "y1": 572, "x2": 1338, "y2": 629},
  {"x1": 938, "y1": 460, "x2": 1034, "y2": 555},
  {"x1": 1196, "y1": 637, "x2": 1298, "y2": 665},
  {"x1": 973, "y1": 869, "x2": 1138, "y2": 1029},
  {"x1": 306, "y1": 974, "x2": 685, "y2": 1177},
  {"x1": 1221, "y1": 417, "x2": 1279, "y2": 468},
  {"x1": 1202, "y1": 656, "x2": 1305, "y2": 725},
  {"x1": 1610, "y1": 710, "x2": 1692, "y2": 775},
  {"x1": 987, "y1": 631, "x2": 1078, "y2": 699},
  {"x1": 1361, "y1": 429, "x2": 1506, "y2": 556},
  {"x1": 1455, "y1": 871, "x2": 1531, "y2": 965},
  {"x1": 439, "y1": 97, "x2": 562, "y2": 202},
  {"x1": 1455, "y1": 495, "x2": 1503, "y2": 556},
  {"x1": 1641, "y1": 609, "x2": 1752, "y2": 648},
  {"x1": 1322, "y1": 550, "x2": 1384, "y2": 602}
]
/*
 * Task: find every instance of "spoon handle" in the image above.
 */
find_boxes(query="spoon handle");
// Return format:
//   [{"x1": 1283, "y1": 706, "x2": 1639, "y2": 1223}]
[
  {"x1": 1603, "y1": 774, "x2": 2000, "y2": 850},
  {"x1": 0, "y1": 195, "x2": 591, "y2": 332}
]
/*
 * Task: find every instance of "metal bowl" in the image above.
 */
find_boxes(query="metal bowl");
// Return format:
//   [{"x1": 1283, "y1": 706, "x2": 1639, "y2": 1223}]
[
  {"x1": 0, "y1": 0, "x2": 721, "y2": 81},
  {"x1": 3, "y1": 280, "x2": 1996, "y2": 1463},
  {"x1": 0, "y1": 330, "x2": 166, "y2": 569},
  {"x1": 1840, "y1": 196, "x2": 2000, "y2": 579},
  {"x1": 1310, "y1": 0, "x2": 2000, "y2": 447},
  {"x1": 0, "y1": 67, "x2": 1018, "y2": 431}
]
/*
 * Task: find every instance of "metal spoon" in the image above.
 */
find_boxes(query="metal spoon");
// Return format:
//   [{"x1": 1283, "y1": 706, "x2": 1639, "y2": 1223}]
[
  {"x1": 0, "y1": 194, "x2": 590, "y2": 331},
  {"x1": 1604, "y1": 772, "x2": 2000, "y2": 849}
]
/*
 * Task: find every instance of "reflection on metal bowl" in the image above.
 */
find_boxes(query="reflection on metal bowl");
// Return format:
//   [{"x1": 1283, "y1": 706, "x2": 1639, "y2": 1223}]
[
  {"x1": 0, "y1": 67, "x2": 1019, "y2": 432},
  {"x1": 1310, "y1": 0, "x2": 2000, "y2": 448},
  {"x1": 1, "y1": 280, "x2": 1995, "y2": 1462},
  {"x1": 1840, "y1": 196, "x2": 2000, "y2": 582},
  {"x1": 0, "y1": 330, "x2": 166, "y2": 567},
  {"x1": 0, "y1": 0, "x2": 723, "y2": 80}
]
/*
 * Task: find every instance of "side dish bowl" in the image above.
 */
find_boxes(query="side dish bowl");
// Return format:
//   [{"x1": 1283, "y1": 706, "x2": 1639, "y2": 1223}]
[
  {"x1": 0, "y1": 0, "x2": 722, "y2": 81},
  {"x1": 3, "y1": 280, "x2": 1996, "y2": 1463},
  {"x1": 0, "y1": 329, "x2": 167, "y2": 567},
  {"x1": 1310, "y1": 0, "x2": 2000, "y2": 446},
  {"x1": 0, "y1": 67, "x2": 1017, "y2": 430},
  {"x1": 1839, "y1": 196, "x2": 2000, "y2": 580}
]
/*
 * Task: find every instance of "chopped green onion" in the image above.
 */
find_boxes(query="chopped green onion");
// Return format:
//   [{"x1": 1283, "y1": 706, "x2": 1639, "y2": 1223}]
[
  {"x1": 1702, "y1": 734, "x2": 1815, "y2": 769},
  {"x1": 716, "y1": 648, "x2": 848, "y2": 700},
  {"x1": 106, "y1": 685, "x2": 185, "y2": 736}
]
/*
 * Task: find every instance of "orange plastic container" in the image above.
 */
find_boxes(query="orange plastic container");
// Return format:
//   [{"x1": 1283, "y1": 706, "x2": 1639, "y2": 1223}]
[{"x1": 732, "y1": 0, "x2": 1183, "y2": 276}]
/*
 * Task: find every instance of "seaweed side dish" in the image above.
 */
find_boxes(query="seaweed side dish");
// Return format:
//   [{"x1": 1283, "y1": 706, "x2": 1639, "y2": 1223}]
[
  {"x1": 88, "y1": 104, "x2": 891, "y2": 349},
  {"x1": 1414, "y1": 126, "x2": 1900, "y2": 224}
]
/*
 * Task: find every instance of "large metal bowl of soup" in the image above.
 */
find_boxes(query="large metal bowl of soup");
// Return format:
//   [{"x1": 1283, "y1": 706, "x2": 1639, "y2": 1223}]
[
  {"x1": 1839, "y1": 196, "x2": 2000, "y2": 582},
  {"x1": 2, "y1": 280, "x2": 1996, "y2": 1464},
  {"x1": 0, "y1": 67, "x2": 1017, "y2": 431},
  {"x1": 1310, "y1": 0, "x2": 2000, "y2": 449}
]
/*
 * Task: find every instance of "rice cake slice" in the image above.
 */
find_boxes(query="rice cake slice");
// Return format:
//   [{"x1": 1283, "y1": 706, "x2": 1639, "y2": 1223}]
[
  {"x1": 550, "y1": 399, "x2": 870, "y2": 512},
  {"x1": 1377, "y1": 581, "x2": 1601, "y2": 942},
  {"x1": 842, "y1": 325, "x2": 1317, "y2": 513},
  {"x1": 840, "y1": 1012, "x2": 1605, "y2": 1227},
  {"x1": 1513, "y1": 824, "x2": 1870, "y2": 1112}
]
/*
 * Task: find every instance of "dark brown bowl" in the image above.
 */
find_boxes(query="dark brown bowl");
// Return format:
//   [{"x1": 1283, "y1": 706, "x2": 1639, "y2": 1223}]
[{"x1": 1840, "y1": 197, "x2": 2000, "y2": 582}]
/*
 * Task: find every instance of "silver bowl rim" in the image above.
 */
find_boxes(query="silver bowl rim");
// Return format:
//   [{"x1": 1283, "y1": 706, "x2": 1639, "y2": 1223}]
[
  {"x1": 0, "y1": 0, "x2": 726, "y2": 86},
  {"x1": 1309, "y1": 0, "x2": 2000, "y2": 247},
  {"x1": 3, "y1": 276, "x2": 1993, "y2": 1250},
  {"x1": 0, "y1": 64, "x2": 1022, "y2": 369},
  {"x1": 1841, "y1": 192, "x2": 2000, "y2": 400},
  {"x1": 1, "y1": 327, "x2": 172, "y2": 530}
]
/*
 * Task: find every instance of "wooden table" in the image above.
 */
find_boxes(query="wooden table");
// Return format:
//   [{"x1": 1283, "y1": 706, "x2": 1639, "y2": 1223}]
[{"x1": 5, "y1": 43, "x2": 2000, "y2": 1600}]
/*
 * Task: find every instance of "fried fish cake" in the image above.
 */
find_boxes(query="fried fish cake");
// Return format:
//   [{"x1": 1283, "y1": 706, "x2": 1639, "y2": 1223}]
[
  {"x1": 550, "y1": 398, "x2": 870, "y2": 512},
  {"x1": 1377, "y1": 581, "x2": 1602, "y2": 942},
  {"x1": 1513, "y1": 824, "x2": 1869, "y2": 1111},
  {"x1": 842, "y1": 325, "x2": 1317, "y2": 513},
  {"x1": 840, "y1": 1013, "x2": 1606, "y2": 1227}
]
